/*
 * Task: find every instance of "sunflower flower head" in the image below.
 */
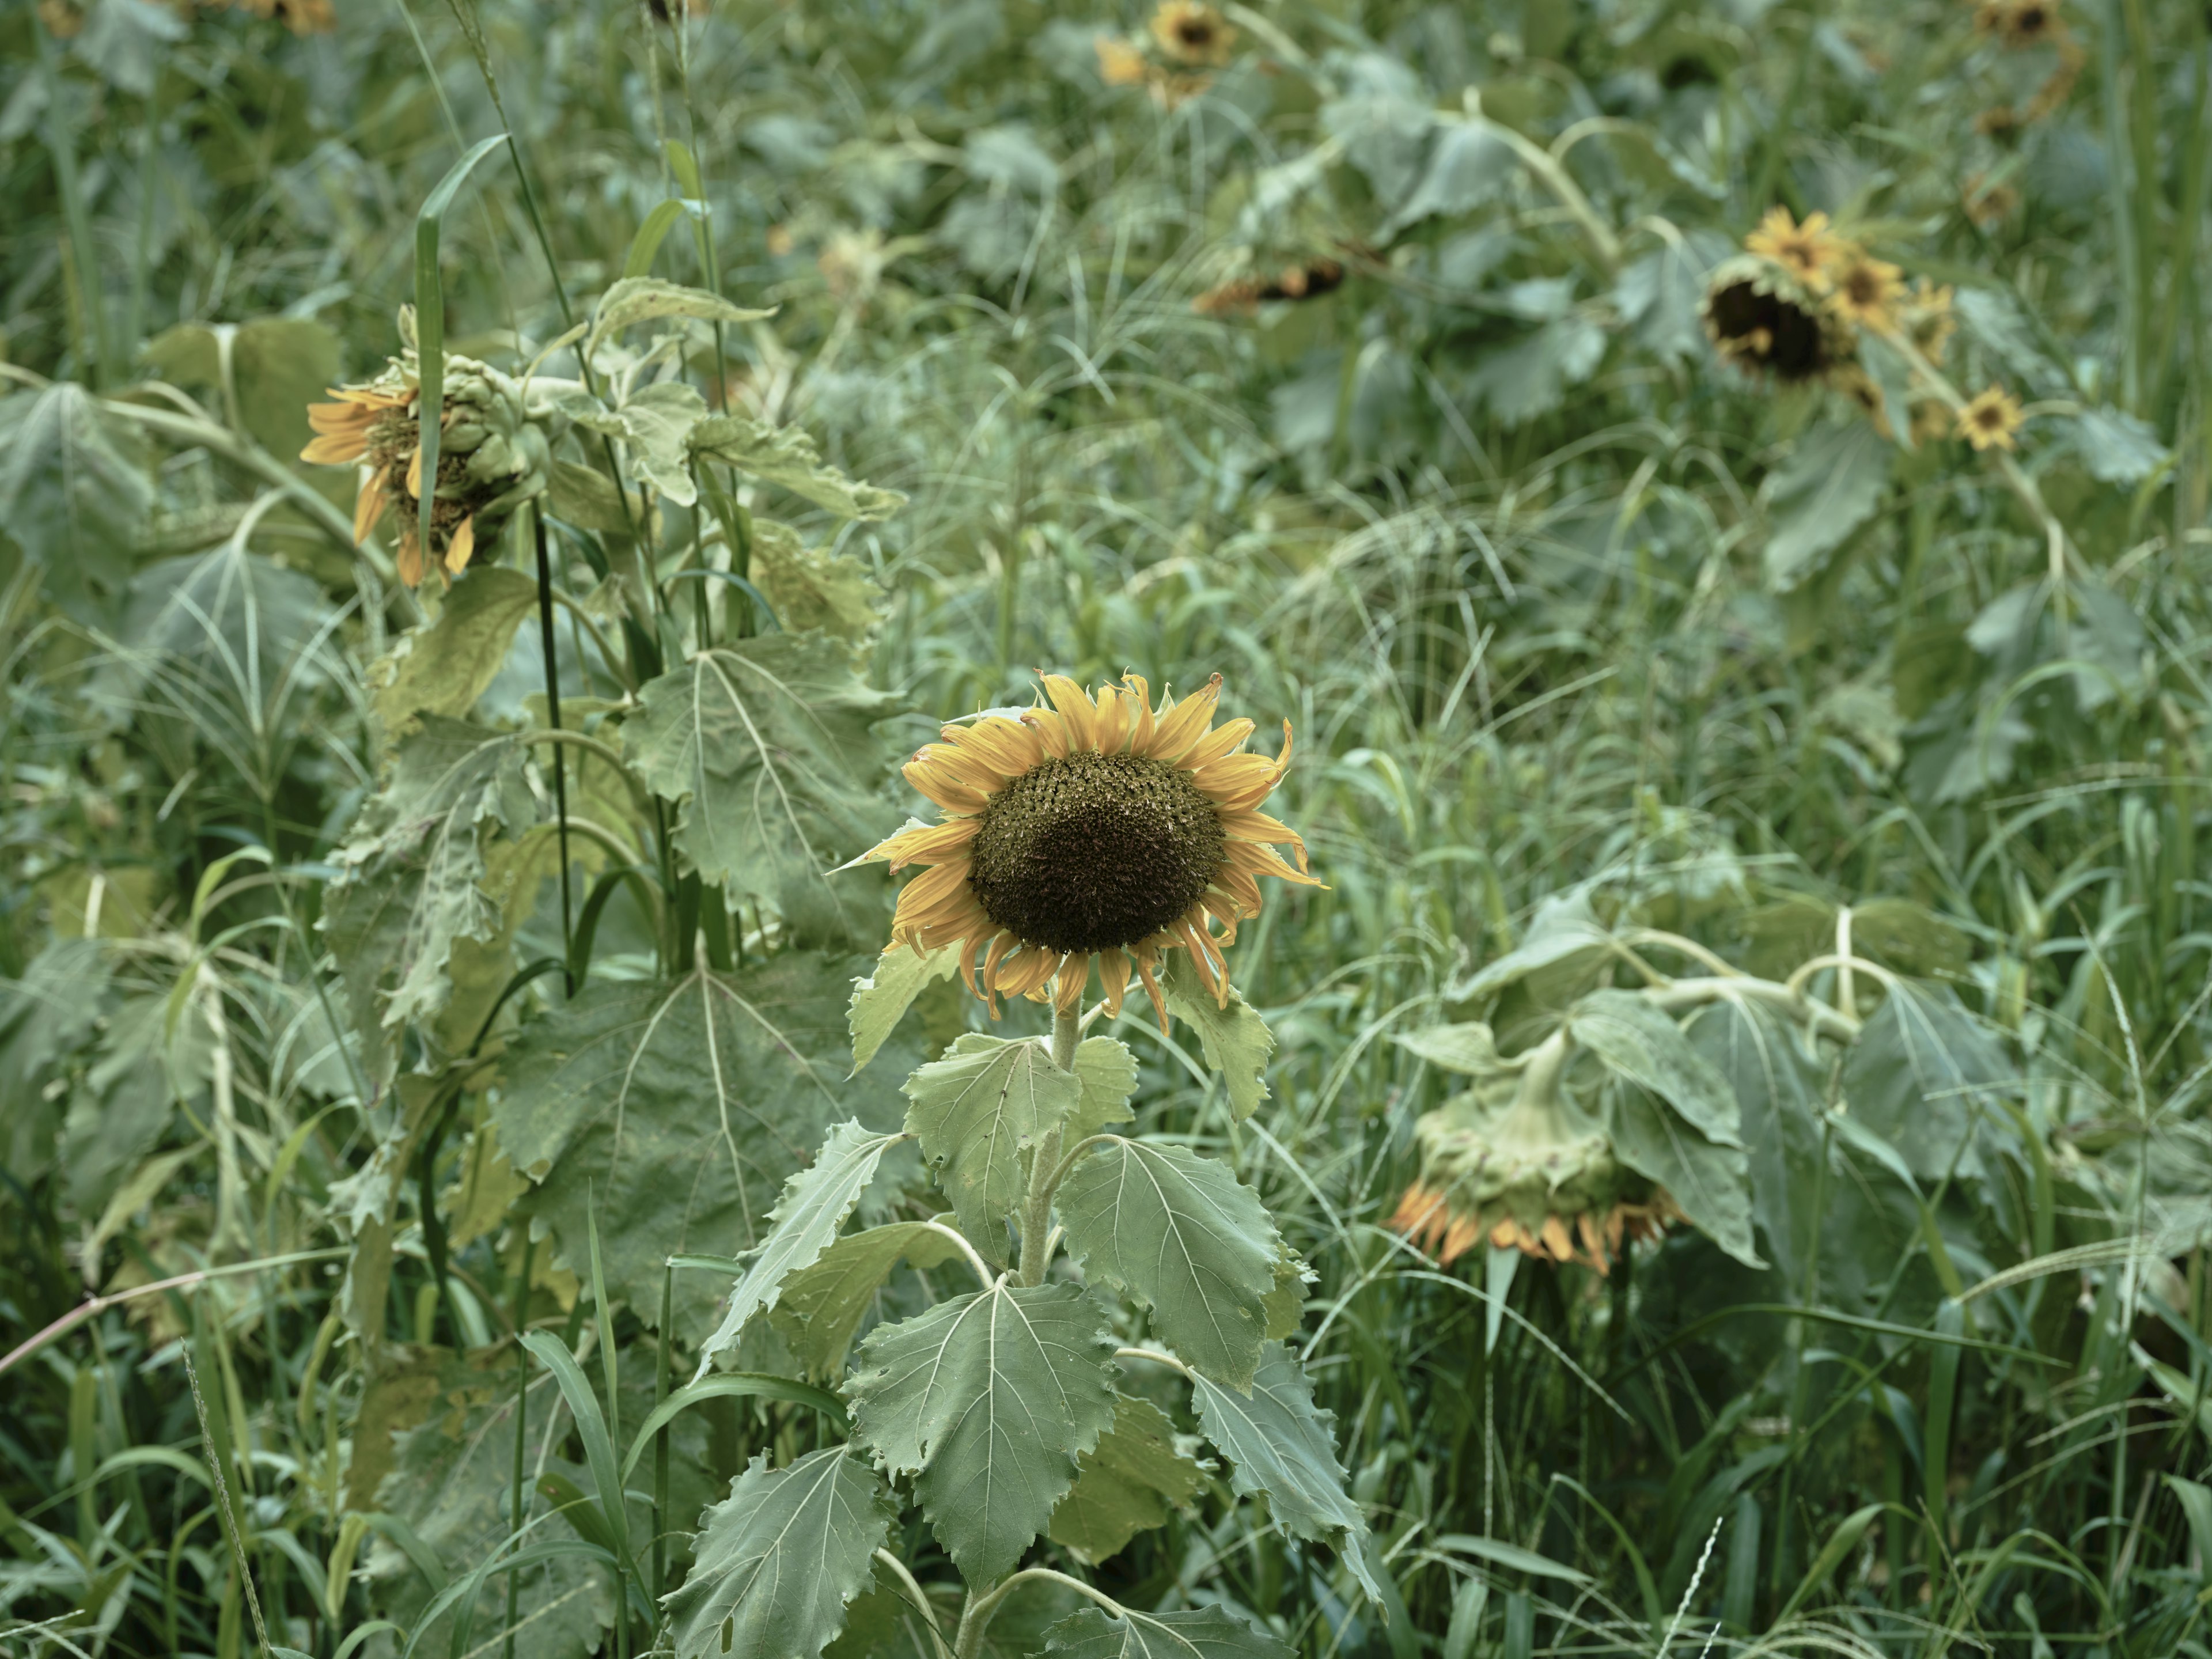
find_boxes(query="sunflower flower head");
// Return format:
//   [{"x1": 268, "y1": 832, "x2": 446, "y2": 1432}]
[
  {"x1": 1956, "y1": 384, "x2": 2027, "y2": 451},
  {"x1": 1702, "y1": 255, "x2": 1853, "y2": 385},
  {"x1": 1149, "y1": 1, "x2": 1236, "y2": 66},
  {"x1": 1827, "y1": 248, "x2": 1905, "y2": 332},
  {"x1": 1744, "y1": 207, "x2": 1847, "y2": 291},
  {"x1": 1975, "y1": 0, "x2": 2064, "y2": 49},
  {"x1": 301, "y1": 331, "x2": 558, "y2": 587},
  {"x1": 1389, "y1": 1056, "x2": 1679, "y2": 1274},
  {"x1": 857, "y1": 675, "x2": 1321, "y2": 1026}
]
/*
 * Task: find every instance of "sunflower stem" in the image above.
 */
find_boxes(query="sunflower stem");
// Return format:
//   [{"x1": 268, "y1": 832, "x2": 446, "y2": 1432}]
[{"x1": 1017, "y1": 1006, "x2": 1083, "y2": 1286}]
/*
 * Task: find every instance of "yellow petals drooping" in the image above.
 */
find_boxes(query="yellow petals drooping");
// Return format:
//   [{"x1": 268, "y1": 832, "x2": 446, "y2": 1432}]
[
  {"x1": 858, "y1": 676, "x2": 1320, "y2": 1028},
  {"x1": 1745, "y1": 207, "x2": 1847, "y2": 291}
]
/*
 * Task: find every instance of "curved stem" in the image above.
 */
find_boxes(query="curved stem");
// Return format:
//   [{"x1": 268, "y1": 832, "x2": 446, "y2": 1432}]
[
  {"x1": 873, "y1": 1550, "x2": 953, "y2": 1659},
  {"x1": 1112, "y1": 1345, "x2": 1194, "y2": 1378},
  {"x1": 959, "y1": 1568, "x2": 1126, "y2": 1658},
  {"x1": 514, "y1": 728, "x2": 657, "y2": 820},
  {"x1": 548, "y1": 588, "x2": 637, "y2": 694},
  {"x1": 1641, "y1": 973, "x2": 1861, "y2": 1043},
  {"x1": 921, "y1": 1220, "x2": 997, "y2": 1292}
]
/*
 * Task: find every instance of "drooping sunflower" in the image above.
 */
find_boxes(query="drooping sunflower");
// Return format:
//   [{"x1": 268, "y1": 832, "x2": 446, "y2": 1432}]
[
  {"x1": 302, "y1": 347, "x2": 555, "y2": 588},
  {"x1": 858, "y1": 675, "x2": 1320, "y2": 1025},
  {"x1": 1702, "y1": 255, "x2": 1852, "y2": 385},
  {"x1": 1956, "y1": 384, "x2": 2027, "y2": 451},
  {"x1": 1149, "y1": 1, "x2": 1236, "y2": 66},
  {"x1": 1744, "y1": 207, "x2": 1847, "y2": 291},
  {"x1": 1975, "y1": 0, "x2": 2063, "y2": 49},
  {"x1": 1388, "y1": 1070, "x2": 1681, "y2": 1274},
  {"x1": 1826, "y1": 248, "x2": 1904, "y2": 332}
]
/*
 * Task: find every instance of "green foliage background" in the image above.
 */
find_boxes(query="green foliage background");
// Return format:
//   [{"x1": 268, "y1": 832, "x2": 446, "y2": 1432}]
[{"x1": 4, "y1": 0, "x2": 2212, "y2": 1655}]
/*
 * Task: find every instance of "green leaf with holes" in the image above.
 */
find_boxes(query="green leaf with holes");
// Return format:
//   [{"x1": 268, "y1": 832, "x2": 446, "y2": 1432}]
[{"x1": 1043, "y1": 1607, "x2": 1293, "y2": 1659}]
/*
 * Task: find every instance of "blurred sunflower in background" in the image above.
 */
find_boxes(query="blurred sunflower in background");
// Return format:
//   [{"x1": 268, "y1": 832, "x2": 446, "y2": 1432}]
[
  {"x1": 1745, "y1": 207, "x2": 1845, "y2": 291},
  {"x1": 858, "y1": 675, "x2": 1320, "y2": 1025},
  {"x1": 1957, "y1": 384, "x2": 2027, "y2": 450},
  {"x1": 1149, "y1": 1, "x2": 1236, "y2": 66},
  {"x1": 1827, "y1": 248, "x2": 1904, "y2": 331}
]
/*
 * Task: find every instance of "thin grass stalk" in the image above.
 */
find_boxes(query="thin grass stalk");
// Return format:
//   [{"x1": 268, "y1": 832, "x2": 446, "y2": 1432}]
[
  {"x1": 504, "y1": 1230, "x2": 534, "y2": 1659},
  {"x1": 533, "y1": 509, "x2": 576, "y2": 993}
]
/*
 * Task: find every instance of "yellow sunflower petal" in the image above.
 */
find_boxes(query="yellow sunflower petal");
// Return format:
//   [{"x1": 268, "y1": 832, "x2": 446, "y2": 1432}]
[
  {"x1": 301, "y1": 430, "x2": 370, "y2": 465},
  {"x1": 866, "y1": 817, "x2": 980, "y2": 870},
  {"x1": 444, "y1": 516, "x2": 476, "y2": 577},
  {"x1": 351, "y1": 468, "x2": 389, "y2": 545},
  {"x1": 1099, "y1": 949, "x2": 1131, "y2": 1017},
  {"x1": 1040, "y1": 675, "x2": 1101, "y2": 750},
  {"x1": 1145, "y1": 675, "x2": 1223, "y2": 763}
]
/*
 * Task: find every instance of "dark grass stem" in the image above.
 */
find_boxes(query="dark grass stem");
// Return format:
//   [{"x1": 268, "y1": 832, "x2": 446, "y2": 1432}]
[
  {"x1": 503, "y1": 1231, "x2": 535, "y2": 1659},
  {"x1": 533, "y1": 509, "x2": 576, "y2": 994}
]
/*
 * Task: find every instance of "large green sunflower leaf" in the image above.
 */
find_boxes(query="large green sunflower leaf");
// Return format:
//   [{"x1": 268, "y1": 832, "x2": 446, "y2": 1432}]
[
  {"x1": 848, "y1": 938, "x2": 963, "y2": 1074},
  {"x1": 1041, "y1": 1607, "x2": 1292, "y2": 1659},
  {"x1": 1056, "y1": 1137, "x2": 1280, "y2": 1391},
  {"x1": 693, "y1": 1120, "x2": 909, "y2": 1380},
  {"x1": 1603, "y1": 1082, "x2": 1763, "y2": 1268},
  {"x1": 1840, "y1": 982, "x2": 2014, "y2": 1183},
  {"x1": 1066, "y1": 1037, "x2": 1139, "y2": 1141},
  {"x1": 1762, "y1": 419, "x2": 1891, "y2": 593},
  {"x1": 688, "y1": 413, "x2": 907, "y2": 521},
  {"x1": 1048, "y1": 1394, "x2": 1206, "y2": 1566},
  {"x1": 1569, "y1": 990, "x2": 1744, "y2": 1147},
  {"x1": 492, "y1": 952, "x2": 912, "y2": 1336},
  {"x1": 586, "y1": 276, "x2": 776, "y2": 356},
  {"x1": 768, "y1": 1220, "x2": 967, "y2": 1381},
  {"x1": 846, "y1": 1279, "x2": 1119, "y2": 1585},
  {"x1": 0, "y1": 382, "x2": 150, "y2": 618},
  {"x1": 623, "y1": 634, "x2": 900, "y2": 941},
  {"x1": 1160, "y1": 953, "x2": 1274, "y2": 1123},
  {"x1": 1190, "y1": 1343, "x2": 1380, "y2": 1603},
  {"x1": 663, "y1": 1448, "x2": 895, "y2": 1659},
  {"x1": 369, "y1": 565, "x2": 540, "y2": 741},
  {"x1": 903, "y1": 1033, "x2": 1081, "y2": 1266},
  {"x1": 322, "y1": 717, "x2": 533, "y2": 1069}
]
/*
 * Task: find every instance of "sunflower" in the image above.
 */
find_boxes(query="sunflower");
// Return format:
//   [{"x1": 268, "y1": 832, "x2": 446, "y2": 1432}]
[
  {"x1": 858, "y1": 675, "x2": 1320, "y2": 1025},
  {"x1": 1744, "y1": 207, "x2": 1847, "y2": 291},
  {"x1": 1975, "y1": 0, "x2": 2064, "y2": 48},
  {"x1": 1702, "y1": 256, "x2": 1851, "y2": 385},
  {"x1": 219, "y1": 0, "x2": 336, "y2": 32},
  {"x1": 302, "y1": 382, "x2": 426, "y2": 571},
  {"x1": 1095, "y1": 33, "x2": 1148, "y2": 86},
  {"x1": 1903, "y1": 278, "x2": 1957, "y2": 362},
  {"x1": 1149, "y1": 1, "x2": 1236, "y2": 66},
  {"x1": 1387, "y1": 1069, "x2": 1682, "y2": 1274},
  {"x1": 1827, "y1": 248, "x2": 1904, "y2": 332},
  {"x1": 1956, "y1": 384, "x2": 2027, "y2": 450}
]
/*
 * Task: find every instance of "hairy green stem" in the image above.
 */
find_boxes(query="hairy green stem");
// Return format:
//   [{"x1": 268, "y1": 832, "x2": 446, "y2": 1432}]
[{"x1": 1017, "y1": 1007, "x2": 1082, "y2": 1286}]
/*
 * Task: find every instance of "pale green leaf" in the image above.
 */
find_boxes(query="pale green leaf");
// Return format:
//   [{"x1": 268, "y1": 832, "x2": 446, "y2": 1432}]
[
  {"x1": 1263, "y1": 1252, "x2": 1310, "y2": 1340},
  {"x1": 1058, "y1": 1137, "x2": 1281, "y2": 1390},
  {"x1": 1451, "y1": 888, "x2": 1613, "y2": 1003},
  {"x1": 370, "y1": 566, "x2": 539, "y2": 740},
  {"x1": 1190, "y1": 1343, "x2": 1380, "y2": 1601},
  {"x1": 847, "y1": 1279, "x2": 1119, "y2": 1585},
  {"x1": 768, "y1": 1220, "x2": 965, "y2": 1381},
  {"x1": 1048, "y1": 1395, "x2": 1206, "y2": 1565},
  {"x1": 546, "y1": 458, "x2": 634, "y2": 534},
  {"x1": 1042, "y1": 1607, "x2": 1291, "y2": 1659},
  {"x1": 1393, "y1": 1022, "x2": 1512, "y2": 1078},
  {"x1": 903, "y1": 1033, "x2": 1081, "y2": 1265},
  {"x1": 614, "y1": 379, "x2": 710, "y2": 505},
  {"x1": 688, "y1": 413, "x2": 907, "y2": 521},
  {"x1": 694, "y1": 1120, "x2": 907, "y2": 1378},
  {"x1": 588, "y1": 276, "x2": 775, "y2": 355},
  {"x1": 664, "y1": 1448, "x2": 894, "y2": 1659},
  {"x1": 849, "y1": 939, "x2": 963, "y2": 1074},
  {"x1": 1066, "y1": 1036, "x2": 1138, "y2": 1142},
  {"x1": 322, "y1": 718, "x2": 532, "y2": 1052},
  {"x1": 491, "y1": 953, "x2": 914, "y2": 1335},
  {"x1": 623, "y1": 634, "x2": 900, "y2": 940},
  {"x1": 1603, "y1": 1082, "x2": 1763, "y2": 1268},
  {"x1": 1568, "y1": 990, "x2": 1743, "y2": 1147},
  {"x1": 753, "y1": 517, "x2": 885, "y2": 643},
  {"x1": 1160, "y1": 953, "x2": 1274, "y2": 1123},
  {"x1": 1763, "y1": 420, "x2": 1891, "y2": 592},
  {"x1": 0, "y1": 383, "x2": 150, "y2": 615},
  {"x1": 1840, "y1": 982, "x2": 2014, "y2": 1183}
]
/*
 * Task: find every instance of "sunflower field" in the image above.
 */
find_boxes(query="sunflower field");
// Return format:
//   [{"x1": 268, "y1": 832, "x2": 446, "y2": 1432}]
[{"x1": 5, "y1": 0, "x2": 2212, "y2": 1654}]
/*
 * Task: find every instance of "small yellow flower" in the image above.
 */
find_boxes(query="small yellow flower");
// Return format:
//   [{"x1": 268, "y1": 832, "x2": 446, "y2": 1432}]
[
  {"x1": 1957, "y1": 385, "x2": 2027, "y2": 451},
  {"x1": 1904, "y1": 278, "x2": 1957, "y2": 362},
  {"x1": 1095, "y1": 33, "x2": 1148, "y2": 86},
  {"x1": 1827, "y1": 249, "x2": 1905, "y2": 332},
  {"x1": 1975, "y1": 0, "x2": 2064, "y2": 49},
  {"x1": 1149, "y1": 1, "x2": 1235, "y2": 66},
  {"x1": 1745, "y1": 207, "x2": 1847, "y2": 291}
]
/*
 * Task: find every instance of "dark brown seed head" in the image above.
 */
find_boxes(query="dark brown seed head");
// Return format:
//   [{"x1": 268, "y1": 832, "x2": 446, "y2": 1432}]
[
  {"x1": 1705, "y1": 281, "x2": 1832, "y2": 381},
  {"x1": 967, "y1": 751, "x2": 1225, "y2": 953}
]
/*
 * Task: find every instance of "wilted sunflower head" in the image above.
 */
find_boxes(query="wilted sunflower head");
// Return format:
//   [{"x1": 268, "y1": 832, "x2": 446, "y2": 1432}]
[
  {"x1": 1975, "y1": 0, "x2": 2065, "y2": 48},
  {"x1": 858, "y1": 675, "x2": 1320, "y2": 1024},
  {"x1": 302, "y1": 348, "x2": 555, "y2": 588},
  {"x1": 1744, "y1": 207, "x2": 1846, "y2": 291},
  {"x1": 1827, "y1": 249, "x2": 1904, "y2": 332},
  {"x1": 1149, "y1": 1, "x2": 1235, "y2": 66},
  {"x1": 1702, "y1": 256, "x2": 1850, "y2": 384},
  {"x1": 219, "y1": 0, "x2": 336, "y2": 33},
  {"x1": 1956, "y1": 384, "x2": 2027, "y2": 450},
  {"x1": 1390, "y1": 1081, "x2": 1679, "y2": 1274}
]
